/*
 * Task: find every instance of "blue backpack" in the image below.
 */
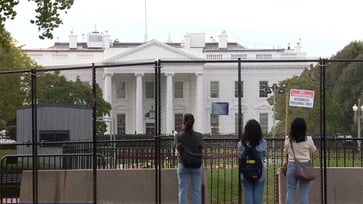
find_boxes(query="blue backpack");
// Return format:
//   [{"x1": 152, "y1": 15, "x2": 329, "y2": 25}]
[{"x1": 240, "y1": 142, "x2": 263, "y2": 182}]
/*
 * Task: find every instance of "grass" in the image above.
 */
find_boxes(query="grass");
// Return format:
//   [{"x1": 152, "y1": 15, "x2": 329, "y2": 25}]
[{"x1": 205, "y1": 164, "x2": 282, "y2": 204}]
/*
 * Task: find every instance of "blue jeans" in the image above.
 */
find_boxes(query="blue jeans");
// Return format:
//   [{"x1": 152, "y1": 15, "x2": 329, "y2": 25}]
[
  {"x1": 241, "y1": 179, "x2": 265, "y2": 204},
  {"x1": 286, "y1": 161, "x2": 310, "y2": 204},
  {"x1": 177, "y1": 162, "x2": 202, "y2": 204}
]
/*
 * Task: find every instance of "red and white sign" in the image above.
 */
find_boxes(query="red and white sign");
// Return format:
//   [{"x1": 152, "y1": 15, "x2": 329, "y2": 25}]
[{"x1": 289, "y1": 89, "x2": 315, "y2": 108}]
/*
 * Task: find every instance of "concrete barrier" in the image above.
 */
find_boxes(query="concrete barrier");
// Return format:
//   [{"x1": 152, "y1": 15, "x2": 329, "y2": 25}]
[
  {"x1": 20, "y1": 169, "x2": 208, "y2": 204},
  {"x1": 277, "y1": 167, "x2": 363, "y2": 204}
]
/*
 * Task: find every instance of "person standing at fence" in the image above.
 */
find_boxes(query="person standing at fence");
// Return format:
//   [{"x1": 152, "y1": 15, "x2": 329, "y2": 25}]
[
  {"x1": 237, "y1": 119, "x2": 267, "y2": 204},
  {"x1": 284, "y1": 117, "x2": 317, "y2": 204},
  {"x1": 176, "y1": 113, "x2": 204, "y2": 204}
]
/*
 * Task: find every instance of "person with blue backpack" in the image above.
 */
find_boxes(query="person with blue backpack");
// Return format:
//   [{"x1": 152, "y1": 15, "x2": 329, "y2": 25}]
[{"x1": 237, "y1": 119, "x2": 267, "y2": 204}]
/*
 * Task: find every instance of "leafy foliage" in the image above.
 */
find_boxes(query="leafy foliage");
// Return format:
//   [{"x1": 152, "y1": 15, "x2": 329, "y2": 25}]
[
  {"x1": 274, "y1": 41, "x2": 363, "y2": 138},
  {"x1": 0, "y1": 40, "x2": 111, "y2": 139},
  {"x1": 0, "y1": 0, "x2": 74, "y2": 46},
  {"x1": 327, "y1": 42, "x2": 363, "y2": 135},
  {"x1": 19, "y1": 71, "x2": 111, "y2": 137},
  {"x1": 0, "y1": 40, "x2": 37, "y2": 135},
  {"x1": 272, "y1": 65, "x2": 321, "y2": 136}
]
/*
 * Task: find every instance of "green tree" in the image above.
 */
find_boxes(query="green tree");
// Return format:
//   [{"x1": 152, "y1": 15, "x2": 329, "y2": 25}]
[
  {"x1": 0, "y1": 40, "x2": 111, "y2": 139},
  {"x1": 327, "y1": 42, "x2": 363, "y2": 135},
  {"x1": 0, "y1": 0, "x2": 74, "y2": 46},
  {"x1": 0, "y1": 39, "x2": 37, "y2": 137},
  {"x1": 273, "y1": 41, "x2": 363, "y2": 138},
  {"x1": 271, "y1": 65, "x2": 322, "y2": 137},
  {"x1": 25, "y1": 72, "x2": 112, "y2": 136}
]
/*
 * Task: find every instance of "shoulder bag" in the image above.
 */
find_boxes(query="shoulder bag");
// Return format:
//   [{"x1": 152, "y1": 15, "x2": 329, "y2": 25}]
[{"x1": 290, "y1": 140, "x2": 316, "y2": 182}]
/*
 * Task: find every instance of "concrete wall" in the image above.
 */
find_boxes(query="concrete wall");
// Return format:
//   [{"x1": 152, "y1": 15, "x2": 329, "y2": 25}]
[
  {"x1": 20, "y1": 169, "x2": 208, "y2": 204},
  {"x1": 278, "y1": 167, "x2": 363, "y2": 204}
]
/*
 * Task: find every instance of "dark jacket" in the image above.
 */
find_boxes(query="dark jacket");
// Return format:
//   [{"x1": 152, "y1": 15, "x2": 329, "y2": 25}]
[{"x1": 176, "y1": 131, "x2": 203, "y2": 162}]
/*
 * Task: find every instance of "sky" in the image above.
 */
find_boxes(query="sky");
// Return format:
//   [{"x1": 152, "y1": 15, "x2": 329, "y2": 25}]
[{"x1": 5, "y1": 0, "x2": 363, "y2": 58}]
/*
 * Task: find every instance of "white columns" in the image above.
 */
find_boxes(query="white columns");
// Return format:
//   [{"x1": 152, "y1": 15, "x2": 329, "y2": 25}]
[
  {"x1": 135, "y1": 73, "x2": 144, "y2": 134},
  {"x1": 103, "y1": 73, "x2": 113, "y2": 103},
  {"x1": 165, "y1": 72, "x2": 174, "y2": 134},
  {"x1": 103, "y1": 72, "x2": 113, "y2": 134},
  {"x1": 195, "y1": 72, "x2": 204, "y2": 133}
]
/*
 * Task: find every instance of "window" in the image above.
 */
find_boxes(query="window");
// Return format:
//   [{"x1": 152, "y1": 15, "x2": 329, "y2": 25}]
[
  {"x1": 51, "y1": 53, "x2": 68, "y2": 60},
  {"x1": 117, "y1": 114, "x2": 126, "y2": 135},
  {"x1": 210, "y1": 81, "x2": 219, "y2": 98},
  {"x1": 174, "y1": 113, "x2": 183, "y2": 133},
  {"x1": 145, "y1": 81, "x2": 154, "y2": 98},
  {"x1": 145, "y1": 123, "x2": 155, "y2": 135},
  {"x1": 256, "y1": 54, "x2": 272, "y2": 59},
  {"x1": 259, "y1": 113, "x2": 268, "y2": 135},
  {"x1": 231, "y1": 54, "x2": 247, "y2": 59},
  {"x1": 210, "y1": 115, "x2": 219, "y2": 135},
  {"x1": 234, "y1": 81, "x2": 244, "y2": 98},
  {"x1": 235, "y1": 113, "x2": 244, "y2": 134},
  {"x1": 39, "y1": 130, "x2": 70, "y2": 147},
  {"x1": 206, "y1": 54, "x2": 222, "y2": 60},
  {"x1": 116, "y1": 81, "x2": 126, "y2": 98},
  {"x1": 259, "y1": 81, "x2": 268, "y2": 98},
  {"x1": 174, "y1": 81, "x2": 183, "y2": 98}
]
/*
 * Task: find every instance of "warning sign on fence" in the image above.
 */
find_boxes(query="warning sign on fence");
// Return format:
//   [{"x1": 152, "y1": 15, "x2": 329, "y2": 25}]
[{"x1": 289, "y1": 89, "x2": 315, "y2": 108}]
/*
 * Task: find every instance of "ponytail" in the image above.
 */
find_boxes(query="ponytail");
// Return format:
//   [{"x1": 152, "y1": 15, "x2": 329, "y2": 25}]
[{"x1": 183, "y1": 114, "x2": 194, "y2": 138}]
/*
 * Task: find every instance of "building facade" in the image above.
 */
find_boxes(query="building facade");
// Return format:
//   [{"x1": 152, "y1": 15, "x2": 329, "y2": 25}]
[{"x1": 23, "y1": 31, "x2": 309, "y2": 136}]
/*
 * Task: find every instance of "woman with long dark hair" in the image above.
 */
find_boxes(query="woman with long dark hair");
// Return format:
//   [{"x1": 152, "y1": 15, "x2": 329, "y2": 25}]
[
  {"x1": 237, "y1": 119, "x2": 267, "y2": 204},
  {"x1": 284, "y1": 117, "x2": 317, "y2": 204},
  {"x1": 176, "y1": 113, "x2": 203, "y2": 204}
]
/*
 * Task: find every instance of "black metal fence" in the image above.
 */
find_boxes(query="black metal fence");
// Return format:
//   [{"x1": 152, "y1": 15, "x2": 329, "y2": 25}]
[
  {"x1": 0, "y1": 152, "x2": 105, "y2": 204},
  {"x1": 1, "y1": 136, "x2": 362, "y2": 204},
  {"x1": 1, "y1": 58, "x2": 363, "y2": 204}
]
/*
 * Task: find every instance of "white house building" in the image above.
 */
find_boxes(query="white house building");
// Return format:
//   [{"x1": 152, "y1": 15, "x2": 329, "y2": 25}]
[{"x1": 22, "y1": 30, "x2": 310, "y2": 136}]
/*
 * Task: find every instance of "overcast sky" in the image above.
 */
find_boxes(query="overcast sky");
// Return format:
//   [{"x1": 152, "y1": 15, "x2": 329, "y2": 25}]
[{"x1": 5, "y1": 0, "x2": 363, "y2": 58}]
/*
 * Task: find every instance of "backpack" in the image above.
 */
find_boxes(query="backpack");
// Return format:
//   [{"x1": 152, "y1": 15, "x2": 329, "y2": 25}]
[
  {"x1": 240, "y1": 142, "x2": 263, "y2": 182},
  {"x1": 181, "y1": 146, "x2": 202, "y2": 168}
]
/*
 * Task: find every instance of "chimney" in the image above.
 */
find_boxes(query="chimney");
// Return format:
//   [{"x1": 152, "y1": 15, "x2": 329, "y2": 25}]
[
  {"x1": 218, "y1": 30, "x2": 228, "y2": 49},
  {"x1": 69, "y1": 32, "x2": 78, "y2": 49},
  {"x1": 184, "y1": 33, "x2": 205, "y2": 48},
  {"x1": 103, "y1": 31, "x2": 111, "y2": 49},
  {"x1": 184, "y1": 33, "x2": 191, "y2": 48},
  {"x1": 295, "y1": 39, "x2": 302, "y2": 53}
]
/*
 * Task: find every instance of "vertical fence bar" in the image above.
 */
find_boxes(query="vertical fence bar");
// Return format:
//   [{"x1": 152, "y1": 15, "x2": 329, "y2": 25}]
[
  {"x1": 31, "y1": 68, "x2": 38, "y2": 204},
  {"x1": 237, "y1": 58, "x2": 242, "y2": 204},
  {"x1": 92, "y1": 63, "x2": 97, "y2": 204},
  {"x1": 153, "y1": 60, "x2": 160, "y2": 204},
  {"x1": 319, "y1": 58, "x2": 327, "y2": 204},
  {"x1": 157, "y1": 59, "x2": 162, "y2": 204},
  {"x1": 322, "y1": 58, "x2": 328, "y2": 204}
]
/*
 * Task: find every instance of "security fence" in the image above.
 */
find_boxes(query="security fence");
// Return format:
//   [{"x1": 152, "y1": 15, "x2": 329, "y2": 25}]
[
  {"x1": 0, "y1": 58, "x2": 363, "y2": 204},
  {"x1": 0, "y1": 136, "x2": 362, "y2": 204}
]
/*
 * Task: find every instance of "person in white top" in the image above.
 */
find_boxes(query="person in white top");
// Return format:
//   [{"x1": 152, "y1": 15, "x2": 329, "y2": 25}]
[{"x1": 284, "y1": 117, "x2": 317, "y2": 204}]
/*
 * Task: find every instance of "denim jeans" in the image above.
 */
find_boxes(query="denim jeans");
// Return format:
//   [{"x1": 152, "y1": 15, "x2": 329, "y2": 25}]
[
  {"x1": 240, "y1": 165, "x2": 266, "y2": 204},
  {"x1": 286, "y1": 161, "x2": 310, "y2": 204},
  {"x1": 241, "y1": 178, "x2": 265, "y2": 204},
  {"x1": 177, "y1": 162, "x2": 202, "y2": 204}
]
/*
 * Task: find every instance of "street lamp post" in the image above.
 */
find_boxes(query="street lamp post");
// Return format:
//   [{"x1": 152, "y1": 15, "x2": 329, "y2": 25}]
[{"x1": 352, "y1": 98, "x2": 363, "y2": 152}]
